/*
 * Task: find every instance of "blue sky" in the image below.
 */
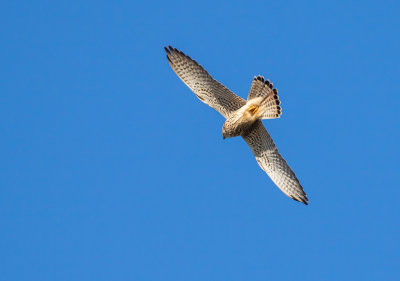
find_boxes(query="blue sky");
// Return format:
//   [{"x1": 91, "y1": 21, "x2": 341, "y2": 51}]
[{"x1": 1, "y1": 0, "x2": 399, "y2": 280}]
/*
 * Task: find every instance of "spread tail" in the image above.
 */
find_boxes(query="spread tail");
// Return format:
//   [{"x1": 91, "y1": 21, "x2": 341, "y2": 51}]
[{"x1": 247, "y1": 75, "x2": 282, "y2": 119}]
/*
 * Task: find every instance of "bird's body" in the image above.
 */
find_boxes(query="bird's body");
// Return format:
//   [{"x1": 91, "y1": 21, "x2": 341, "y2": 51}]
[
  {"x1": 221, "y1": 97, "x2": 260, "y2": 138},
  {"x1": 164, "y1": 46, "x2": 309, "y2": 205},
  {"x1": 222, "y1": 95, "x2": 277, "y2": 139}
]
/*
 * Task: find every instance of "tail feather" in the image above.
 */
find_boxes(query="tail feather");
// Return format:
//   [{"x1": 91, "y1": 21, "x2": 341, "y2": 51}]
[{"x1": 247, "y1": 75, "x2": 282, "y2": 119}]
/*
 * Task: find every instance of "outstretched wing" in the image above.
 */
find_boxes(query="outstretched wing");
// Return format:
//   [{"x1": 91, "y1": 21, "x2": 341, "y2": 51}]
[
  {"x1": 165, "y1": 46, "x2": 245, "y2": 118},
  {"x1": 242, "y1": 120, "x2": 308, "y2": 204}
]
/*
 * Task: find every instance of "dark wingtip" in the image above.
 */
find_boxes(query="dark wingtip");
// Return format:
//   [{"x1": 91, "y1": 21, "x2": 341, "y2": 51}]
[
  {"x1": 164, "y1": 46, "x2": 171, "y2": 54},
  {"x1": 291, "y1": 196, "x2": 309, "y2": 205}
]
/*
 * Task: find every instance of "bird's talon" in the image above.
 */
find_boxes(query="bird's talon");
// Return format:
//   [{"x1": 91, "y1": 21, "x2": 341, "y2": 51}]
[{"x1": 249, "y1": 106, "x2": 258, "y2": 114}]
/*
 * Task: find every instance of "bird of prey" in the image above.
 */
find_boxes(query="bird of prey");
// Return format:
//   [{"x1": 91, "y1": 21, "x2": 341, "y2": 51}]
[{"x1": 164, "y1": 46, "x2": 308, "y2": 205}]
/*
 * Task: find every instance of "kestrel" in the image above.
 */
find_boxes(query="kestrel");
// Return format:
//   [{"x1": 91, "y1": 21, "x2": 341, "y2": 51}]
[{"x1": 164, "y1": 46, "x2": 308, "y2": 205}]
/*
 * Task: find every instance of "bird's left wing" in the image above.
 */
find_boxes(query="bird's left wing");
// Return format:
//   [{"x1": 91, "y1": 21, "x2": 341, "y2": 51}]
[
  {"x1": 165, "y1": 46, "x2": 246, "y2": 118},
  {"x1": 242, "y1": 120, "x2": 309, "y2": 204}
]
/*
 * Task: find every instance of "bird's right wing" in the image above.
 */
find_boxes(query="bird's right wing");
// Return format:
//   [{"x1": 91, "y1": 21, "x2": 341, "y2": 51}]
[
  {"x1": 242, "y1": 120, "x2": 308, "y2": 204},
  {"x1": 165, "y1": 46, "x2": 246, "y2": 118}
]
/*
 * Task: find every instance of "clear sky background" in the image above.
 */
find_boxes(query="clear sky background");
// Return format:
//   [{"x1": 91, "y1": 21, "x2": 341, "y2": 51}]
[{"x1": 1, "y1": 1, "x2": 399, "y2": 280}]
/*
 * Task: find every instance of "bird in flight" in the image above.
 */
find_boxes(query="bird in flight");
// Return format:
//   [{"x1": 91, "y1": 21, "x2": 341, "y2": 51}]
[{"x1": 164, "y1": 46, "x2": 308, "y2": 205}]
